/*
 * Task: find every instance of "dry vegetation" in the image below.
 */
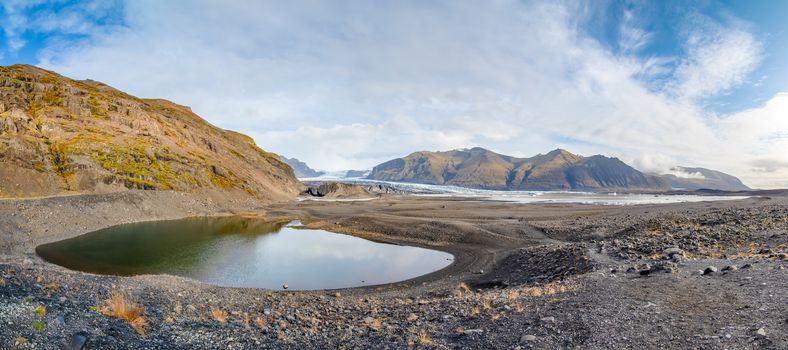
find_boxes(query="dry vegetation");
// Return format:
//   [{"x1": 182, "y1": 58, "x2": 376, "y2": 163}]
[
  {"x1": 98, "y1": 292, "x2": 149, "y2": 335},
  {"x1": 210, "y1": 308, "x2": 229, "y2": 323}
]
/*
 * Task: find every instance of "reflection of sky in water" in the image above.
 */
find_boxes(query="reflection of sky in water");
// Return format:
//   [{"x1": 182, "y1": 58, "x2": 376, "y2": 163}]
[
  {"x1": 37, "y1": 218, "x2": 453, "y2": 290},
  {"x1": 195, "y1": 224, "x2": 453, "y2": 290}
]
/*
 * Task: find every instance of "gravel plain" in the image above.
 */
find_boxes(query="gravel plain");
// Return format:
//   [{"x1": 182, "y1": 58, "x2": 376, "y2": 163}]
[{"x1": 0, "y1": 190, "x2": 786, "y2": 349}]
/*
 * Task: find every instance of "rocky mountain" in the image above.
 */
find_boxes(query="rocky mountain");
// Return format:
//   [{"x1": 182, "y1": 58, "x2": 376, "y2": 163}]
[
  {"x1": 660, "y1": 166, "x2": 750, "y2": 191},
  {"x1": 367, "y1": 147, "x2": 669, "y2": 191},
  {"x1": 279, "y1": 156, "x2": 325, "y2": 178},
  {"x1": 0, "y1": 64, "x2": 301, "y2": 200}
]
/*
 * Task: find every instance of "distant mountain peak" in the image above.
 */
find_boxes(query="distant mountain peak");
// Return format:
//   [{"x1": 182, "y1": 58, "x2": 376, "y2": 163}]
[{"x1": 279, "y1": 156, "x2": 325, "y2": 178}]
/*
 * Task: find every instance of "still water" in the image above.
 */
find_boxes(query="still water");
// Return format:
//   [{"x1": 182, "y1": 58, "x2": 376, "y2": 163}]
[{"x1": 36, "y1": 217, "x2": 453, "y2": 290}]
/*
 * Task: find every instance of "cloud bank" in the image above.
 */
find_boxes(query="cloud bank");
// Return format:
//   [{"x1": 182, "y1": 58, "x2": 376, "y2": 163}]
[{"x1": 3, "y1": 0, "x2": 786, "y2": 188}]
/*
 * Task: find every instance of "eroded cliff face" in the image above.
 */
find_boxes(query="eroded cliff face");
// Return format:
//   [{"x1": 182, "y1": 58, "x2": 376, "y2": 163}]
[{"x1": 0, "y1": 64, "x2": 301, "y2": 200}]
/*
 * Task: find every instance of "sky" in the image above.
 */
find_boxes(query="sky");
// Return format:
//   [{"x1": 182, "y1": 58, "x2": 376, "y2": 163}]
[{"x1": 1, "y1": 0, "x2": 787, "y2": 188}]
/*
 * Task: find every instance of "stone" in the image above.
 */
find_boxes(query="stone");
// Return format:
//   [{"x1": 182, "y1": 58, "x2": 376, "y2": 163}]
[
  {"x1": 464, "y1": 329, "x2": 484, "y2": 335},
  {"x1": 721, "y1": 265, "x2": 738, "y2": 272},
  {"x1": 521, "y1": 335, "x2": 537, "y2": 342},
  {"x1": 756, "y1": 327, "x2": 766, "y2": 336},
  {"x1": 282, "y1": 284, "x2": 288, "y2": 290},
  {"x1": 68, "y1": 332, "x2": 88, "y2": 350},
  {"x1": 703, "y1": 266, "x2": 717, "y2": 275},
  {"x1": 663, "y1": 247, "x2": 684, "y2": 259},
  {"x1": 540, "y1": 316, "x2": 556, "y2": 324}
]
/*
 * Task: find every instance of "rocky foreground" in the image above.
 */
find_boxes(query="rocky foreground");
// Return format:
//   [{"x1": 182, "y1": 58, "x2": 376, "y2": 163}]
[{"x1": 0, "y1": 192, "x2": 786, "y2": 349}]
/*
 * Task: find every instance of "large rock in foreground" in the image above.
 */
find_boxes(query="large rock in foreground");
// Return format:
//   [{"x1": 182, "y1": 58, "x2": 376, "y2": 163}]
[{"x1": 0, "y1": 65, "x2": 301, "y2": 200}]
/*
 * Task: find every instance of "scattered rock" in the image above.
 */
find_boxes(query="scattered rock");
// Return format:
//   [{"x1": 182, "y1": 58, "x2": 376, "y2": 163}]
[
  {"x1": 464, "y1": 329, "x2": 484, "y2": 335},
  {"x1": 68, "y1": 332, "x2": 88, "y2": 350},
  {"x1": 540, "y1": 316, "x2": 556, "y2": 324},
  {"x1": 703, "y1": 266, "x2": 717, "y2": 275},
  {"x1": 521, "y1": 335, "x2": 537, "y2": 342},
  {"x1": 663, "y1": 247, "x2": 684, "y2": 260},
  {"x1": 282, "y1": 284, "x2": 289, "y2": 290},
  {"x1": 721, "y1": 265, "x2": 738, "y2": 272},
  {"x1": 756, "y1": 327, "x2": 766, "y2": 337}
]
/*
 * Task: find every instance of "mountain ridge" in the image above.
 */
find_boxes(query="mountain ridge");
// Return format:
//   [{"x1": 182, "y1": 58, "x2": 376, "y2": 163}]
[
  {"x1": 367, "y1": 147, "x2": 746, "y2": 191},
  {"x1": 0, "y1": 64, "x2": 301, "y2": 200},
  {"x1": 279, "y1": 156, "x2": 325, "y2": 178},
  {"x1": 659, "y1": 166, "x2": 750, "y2": 191}
]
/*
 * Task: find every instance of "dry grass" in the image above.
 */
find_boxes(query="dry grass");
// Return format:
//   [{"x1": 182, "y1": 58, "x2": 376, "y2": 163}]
[
  {"x1": 254, "y1": 317, "x2": 268, "y2": 329},
  {"x1": 278, "y1": 320, "x2": 289, "y2": 330},
  {"x1": 0, "y1": 277, "x2": 5, "y2": 286},
  {"x1": 34, "y1": 305, "x2": 46, "y2": 317},
  {"x1": 452, "y1": 282, "x2": 472, "y2": 297},
  {"x1": 469, "y1": 306, "x2": 481, "y2": 317},
  {"x1": 210, "y1": 308, "x2": 228, "y2": 323},
  {"x1": 491, "y1": 313, "x2": 502, "y2": 321},
  {"x1": 418, "y1": 329, "x2": 432, "y2": 345},
  {"x1": 406, "y1": 313, "x2": 418, "y2": 322},
  {"x1": 98, "y1": 292, "x2": 149, "y2": 336},
  {"x1": 369, "y1": 318, "x2": 383, "y2": 331},
  {"x1": 173, "y1": 301, "x2": 182, "y2": 315},
  {"x1": 520, "y1": 282, "x2": 570, "y2": 297}
]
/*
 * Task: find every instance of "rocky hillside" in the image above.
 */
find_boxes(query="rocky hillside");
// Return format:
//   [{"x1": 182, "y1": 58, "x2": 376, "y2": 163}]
[
  {"x1": 0, "y1": 65, "x2": 301, "y2": 200},
  {"x1": 367, "y1": 148, "x2": 669, "y2": 191},
  {"x1": 661, "y1": 166, "x2": 750, "y2": 191},
  {"x1": 279, "y1": 156, "x2": 324, "y2": 178}
]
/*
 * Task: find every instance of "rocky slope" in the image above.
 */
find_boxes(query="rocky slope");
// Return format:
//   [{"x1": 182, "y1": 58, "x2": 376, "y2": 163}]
[
  {"x1": 0, "y1": 64, "x2": 301, "y2": 200},
  {"x1": 280, "y1": 156, "x2": 325, "y2": 178},
  {"x1": 368, "y1": 148, "x2": 669, "y2": 191},
  {"x1": 660, "y1": 166, "x2": 750, "y2": 191}
]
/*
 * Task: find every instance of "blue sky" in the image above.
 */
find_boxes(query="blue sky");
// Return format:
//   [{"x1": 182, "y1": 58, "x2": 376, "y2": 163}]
[{"x1": 1, "y1": 0, "x2": 787, "y2": 187}]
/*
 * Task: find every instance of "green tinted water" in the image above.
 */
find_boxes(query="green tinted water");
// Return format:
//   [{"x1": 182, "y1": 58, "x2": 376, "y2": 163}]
[{"x1": 36, "y1": 217, "x2": 453, "y2": 290}]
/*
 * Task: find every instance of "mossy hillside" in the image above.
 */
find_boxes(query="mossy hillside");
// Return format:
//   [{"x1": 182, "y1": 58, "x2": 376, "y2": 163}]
[{"x1": 0, "y1": 64, "x2": 301, "y2": 199}]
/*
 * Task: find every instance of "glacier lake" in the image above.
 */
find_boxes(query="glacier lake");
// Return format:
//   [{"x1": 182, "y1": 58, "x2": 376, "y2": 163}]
[{"x1": 36, "y1": 217, "x2": 453, "y2": 290}]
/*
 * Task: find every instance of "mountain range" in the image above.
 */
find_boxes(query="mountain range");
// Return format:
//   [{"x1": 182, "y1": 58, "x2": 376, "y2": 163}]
[
  {"x1": 280, "y1": 156, "x2": 325, "y2": 178},
  {"x1": 366, "y1": 147, "x2": 749, "y2": 192},
  {"x1": 0, "y1": 64, "x2": 301, "y2": 200}
]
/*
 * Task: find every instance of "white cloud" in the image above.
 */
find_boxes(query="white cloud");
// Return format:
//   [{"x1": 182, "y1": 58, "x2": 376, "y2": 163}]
[
  {"x1": 670, "y1": 14, "x2": 762, "y2": 99},
  {"x1": 10, "y1": 0, "x2": 784, "y2": 188},
  {"x1": 665, "y1": 168, "x2": 705, "y2": 180}
]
